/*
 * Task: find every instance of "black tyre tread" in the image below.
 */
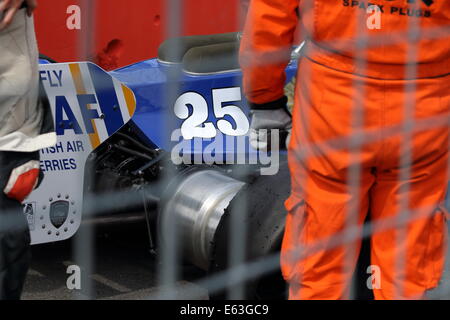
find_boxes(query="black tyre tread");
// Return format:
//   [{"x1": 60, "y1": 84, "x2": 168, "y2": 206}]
[{"x1": 209, "y1": 154, "x2": 290, "y2": 299}]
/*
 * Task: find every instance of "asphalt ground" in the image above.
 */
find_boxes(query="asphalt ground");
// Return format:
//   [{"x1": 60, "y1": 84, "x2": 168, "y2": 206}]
[
  {"x1": 22, "y1": 221, "x2": 450, "y2": 300},
  {"x1": 22, "y1": 221, "x2": 209, "y2": 300}
]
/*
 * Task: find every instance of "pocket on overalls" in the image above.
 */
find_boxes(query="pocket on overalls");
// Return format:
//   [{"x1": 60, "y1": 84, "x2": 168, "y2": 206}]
[
  {"x1": 425, "y1": 204, "x2": 449, "y2": 288},
  {"x1": 280, "y1": 194, "x2": 308, "y2": 282}
]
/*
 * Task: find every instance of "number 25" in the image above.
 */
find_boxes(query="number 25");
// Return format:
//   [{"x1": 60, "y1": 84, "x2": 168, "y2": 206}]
[{"x1": 174, "y1": 87, "x2": 249, "y2": 140}]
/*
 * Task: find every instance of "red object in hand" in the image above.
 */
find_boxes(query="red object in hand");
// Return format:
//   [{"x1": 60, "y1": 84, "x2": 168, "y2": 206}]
[{"x1": 3, "y1": 161, "x2": 40, "y2": 203}]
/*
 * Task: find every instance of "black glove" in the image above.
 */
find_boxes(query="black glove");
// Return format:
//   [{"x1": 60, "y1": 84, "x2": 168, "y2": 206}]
[{"x1": 249, "y1": 96, "x2": 292, "y2": 151}]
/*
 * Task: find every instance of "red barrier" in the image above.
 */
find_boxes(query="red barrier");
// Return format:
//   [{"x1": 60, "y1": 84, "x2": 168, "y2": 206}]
[{"x1": 34, "y1": 0, "x2": 240, "y2": 70}]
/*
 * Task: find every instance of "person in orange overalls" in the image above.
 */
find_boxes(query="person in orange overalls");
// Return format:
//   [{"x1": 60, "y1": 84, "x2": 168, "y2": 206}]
[{"x1": 240, "y1": 0, "x2": 450, "y2": 300}]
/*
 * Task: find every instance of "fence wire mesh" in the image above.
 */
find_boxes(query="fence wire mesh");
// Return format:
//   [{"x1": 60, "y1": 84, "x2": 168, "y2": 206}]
[{"x1": 1, "y1": 0, "x2": 449, "y2": 301}]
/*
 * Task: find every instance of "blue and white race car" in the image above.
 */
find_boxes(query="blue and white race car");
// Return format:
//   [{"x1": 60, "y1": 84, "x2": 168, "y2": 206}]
[{"x1": 31, "y1": 33, "x2": 300, "y2": 299}]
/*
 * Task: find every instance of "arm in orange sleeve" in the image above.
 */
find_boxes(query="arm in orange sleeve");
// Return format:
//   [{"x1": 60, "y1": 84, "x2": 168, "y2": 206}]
[{"x1": 239, "y1": 0, "x2": 299, "y2": 107}]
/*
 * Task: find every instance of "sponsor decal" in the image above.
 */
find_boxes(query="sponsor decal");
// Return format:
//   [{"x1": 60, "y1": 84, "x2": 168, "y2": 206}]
[{"x1": 342, "y1": 0, "x2": 433, "y2": 18}]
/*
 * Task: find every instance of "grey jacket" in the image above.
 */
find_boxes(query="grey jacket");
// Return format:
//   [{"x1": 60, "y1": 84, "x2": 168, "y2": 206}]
[{"x1": 0, "y1": 9, "x2": 55, "y2": 152}]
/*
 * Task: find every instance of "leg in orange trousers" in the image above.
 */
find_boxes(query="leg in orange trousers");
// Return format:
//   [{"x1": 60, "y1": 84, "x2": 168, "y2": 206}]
[{"x1": 281, "y1": 57, "x2": 449, "y2": 300}]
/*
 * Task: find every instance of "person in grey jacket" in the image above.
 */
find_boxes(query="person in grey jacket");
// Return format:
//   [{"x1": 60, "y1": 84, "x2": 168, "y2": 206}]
[{"x1": 0, "y1": 0, "x2": 55, "y2": 300}]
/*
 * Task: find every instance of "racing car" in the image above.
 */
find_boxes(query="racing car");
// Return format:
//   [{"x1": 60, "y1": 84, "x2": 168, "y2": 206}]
[{"x1": 31, "y1": 32, "x2": 301, "y2": 299}]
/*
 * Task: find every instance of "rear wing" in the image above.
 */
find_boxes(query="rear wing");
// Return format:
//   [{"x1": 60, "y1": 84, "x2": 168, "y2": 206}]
[{"x1": 26, "y1": 62, "x2": 136, "y2": 244}]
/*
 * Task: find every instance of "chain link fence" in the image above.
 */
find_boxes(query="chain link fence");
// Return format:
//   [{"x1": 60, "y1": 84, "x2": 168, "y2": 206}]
[{"x1": 2, "y1": 0, "x2": 449, "y2": 300}]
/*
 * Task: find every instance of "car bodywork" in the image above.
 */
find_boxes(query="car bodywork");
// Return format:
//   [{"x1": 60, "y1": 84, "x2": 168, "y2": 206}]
[{"x1": 29, "y1": 40, "x2": 298, "y2": 249}]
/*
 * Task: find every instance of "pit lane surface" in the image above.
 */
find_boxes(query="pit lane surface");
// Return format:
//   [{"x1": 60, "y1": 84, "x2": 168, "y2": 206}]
[
  {"x1": 22, "y1": 221, "x2": 450, "y2": 300},
  {"x1": 22, "y1": 222, "x2": 209, "y2": 300}
]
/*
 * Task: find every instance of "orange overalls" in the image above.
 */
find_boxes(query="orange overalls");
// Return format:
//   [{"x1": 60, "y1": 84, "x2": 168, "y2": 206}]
[{"x1": 240, "y1": 0, "x2": 450, "y2": 299}]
